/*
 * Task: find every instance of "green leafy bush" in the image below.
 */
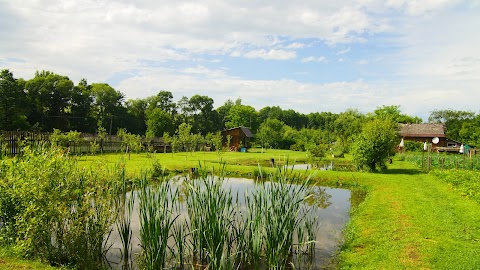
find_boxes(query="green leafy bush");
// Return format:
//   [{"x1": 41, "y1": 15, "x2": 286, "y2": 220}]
[
  {"x1": 0, "y1": 144, "x2": 121, "y2": 269},
  {"x1": 404, "y1": 141, "x2": 423, "y2": 152},
  {"x1": 352, "y1": 119, "x2": 398, "y2": 172}
]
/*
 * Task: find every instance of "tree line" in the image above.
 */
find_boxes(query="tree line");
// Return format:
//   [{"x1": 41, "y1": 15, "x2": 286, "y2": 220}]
[{"x1": 1, "y1": 69, "x2": 479, "y2": 152}]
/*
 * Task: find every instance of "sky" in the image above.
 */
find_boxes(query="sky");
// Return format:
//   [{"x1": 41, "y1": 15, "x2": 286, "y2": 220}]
[{"x1": 1, "y1": 0, "x2": 479, "y2": 120}]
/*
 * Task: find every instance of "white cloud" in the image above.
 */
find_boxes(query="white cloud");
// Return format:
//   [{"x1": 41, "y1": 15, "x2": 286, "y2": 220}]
[
  {"x1": 1, "y1": 0, "x2": 479, "y2": 119},
  {"x1": 301, "y1": 56, "x2": 326, "y2": 63},
  {"x1": 285, "y1": 42, "x2": 306, "y2": 49},
  {"x1": 394, "y1": 0, "x2": 459, "y2": 16},
  {"x1": 243, "y1": 49, "x2": 297, "y2": 60},
  {"x1": 336, "y1": 48, "x2": 351, "y2": 55},
  {"x1": 182, "y1": 65, "x2": 229, "y2": 78}
]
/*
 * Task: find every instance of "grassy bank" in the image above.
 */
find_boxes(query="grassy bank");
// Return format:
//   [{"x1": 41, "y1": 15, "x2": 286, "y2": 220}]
[
  {"x1": 0, "y1": 246, "x2": 61, "y2": 270},
  {"x1": 320, "y1": 162, "x2": 480, "y2": 269},
  {"x1": 2, "y1": 150, "x2": 480, "y2": 269}
]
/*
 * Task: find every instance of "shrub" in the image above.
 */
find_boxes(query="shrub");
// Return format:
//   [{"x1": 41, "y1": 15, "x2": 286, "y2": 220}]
[
  {"x1": 404, "y1": 141, "x2": 423, "y2": 152},
  {"x1": 352, "y1": 119, "x2": 398, "y2": 172},
  {"x1": 0, "y1": 144, "x2": 120, "y2": 269}
]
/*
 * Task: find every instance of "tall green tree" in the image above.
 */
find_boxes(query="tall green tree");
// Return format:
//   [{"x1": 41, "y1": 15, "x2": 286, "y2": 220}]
[
  {"x1": 91, "y1": 83, "x2": 126, "y2": 135},
  {"x1": 282, "y1": 109, "x2": 308, "y2": 130},
  {"x1": 188, "y1": 94, "x2": 220, "y2": 135},
  {"x1": 256, "y1": 118, "x2": 286, "y2": 150},
  {"x1": 175, "y1": 122, "x2": 193, "y2": 152},
  {"x1": 429, "y1": 109, "x2": 475, "y2": 141},
  {"x1": 176, "y1": 96, "x2": 192, "y2": 125},
  {"x1": 306, "y1": 112, "x2": 338, "y2": 133},
  {"x1": 258, "y1": 106, "x2": 283, "y2": 124},
  {"x1": 150, "y1": 90, "x2": 176, "y2": 114},
  {"x1": 68, "y1": 79, "x2": 96, "y2": 132},
  {"x1": 125, "y1": 98, "x2": 148, "y2": 135},
  {"x1": 372, "y1": 105, "x2": 422, "y2": 124},
  {"x1": 0, "y1": 69, "x2": 29, "y2": 130},
  {"x1": 334, "y1": 109, "x2": 364, "y2": 152},
  {"x1": 25, "y1": 71, "x2": 74, "y2": 131},
  {"x1": 144, "y1": 90, "x2": 177, "y2": 136},
  {"x1": 146, "y1": 108, "x2": 174, "y2": 137},
  {"x1": 216, "y1": 98, "x2": 242, "y2": 129},
  {"x1": 459, "y1": 114, "x2": 480, "y2": 147},
  {"x1": 289, "y1": 128, "x2": 329, "y2": 152},
  {"x1": 225, "y1": 104, "x2": 258, "y2": 131},
  {"x1": 352, "y1": 118, "x2": 398, "y2": 172}
]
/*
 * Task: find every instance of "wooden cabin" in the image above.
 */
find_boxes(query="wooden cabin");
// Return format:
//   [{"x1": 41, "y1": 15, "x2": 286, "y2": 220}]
[
  {"x1": 399, "y1": 123, "x2": 466, "y2": 152},
  {"x1": 399, "y1": 123, "x2": 446, "y2": 149},
  {"x1": 222, "y1": 126, "x2": 253, "y2": 151}
]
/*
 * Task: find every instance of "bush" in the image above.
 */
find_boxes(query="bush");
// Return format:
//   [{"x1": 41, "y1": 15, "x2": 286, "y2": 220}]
[
  {"x1": 352, "y1": 119, "x2": 398, "y2": 172},
  {"x1": 0, "y1": 144, "x2": 120, "y2": 269},
  {"x1": 404, "y1": 141, "x2": 423, "y2": 152}
]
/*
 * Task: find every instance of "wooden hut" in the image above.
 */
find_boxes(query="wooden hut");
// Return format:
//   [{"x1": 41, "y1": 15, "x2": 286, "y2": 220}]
[
  {"x1": 222, "y1": 126, "x2": 253, "y2": 151},
  {"x1": 399, "y1": 123, "x2": 462, "y2": 152},
  {"x1": 399, "y1": 123, "x2": 446, "y2": 147}
]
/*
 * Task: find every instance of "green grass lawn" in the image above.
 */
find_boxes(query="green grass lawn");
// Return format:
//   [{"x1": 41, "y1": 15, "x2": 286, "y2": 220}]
[
  {"x1": 2, "y1": 150, "x2": 480, "y2": 269},
  {"x1": 330, "y1": 162, "x2": 480, "y2": 269},
  {"x1": 74, "y1": 148, "x2": 310, "y2": 176}
]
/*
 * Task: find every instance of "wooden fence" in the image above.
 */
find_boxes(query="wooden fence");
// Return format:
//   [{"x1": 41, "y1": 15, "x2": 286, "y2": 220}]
[
  {"x1": 0, "y1": 131, "x2": 126, "y2": 156},
  {"x1": 1, "y1": 131, "x2": 208, "y2": 156}
]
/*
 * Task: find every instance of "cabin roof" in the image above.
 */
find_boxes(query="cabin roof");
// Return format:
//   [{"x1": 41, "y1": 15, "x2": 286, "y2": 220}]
[
  {"x1": 223, "y1": 126, "x2": 254, "y2": 138},
  {"x1": 399, "y1": 123, "x2": 445, "y2": 138}
]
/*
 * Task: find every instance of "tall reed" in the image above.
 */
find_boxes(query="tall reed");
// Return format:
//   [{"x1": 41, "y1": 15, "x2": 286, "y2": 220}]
[
  {"x1": 120, "y1": 162, "x2": 320, "y2": 270},
  {"x1": 138, "y1": 177, "x2": 179, "y2": 270},
  {"x1": 185, "y1": 171, "x2": 237, "y2": 269},
  {"x1": 114, "y1": 163, "x2": 135, "y2": 270}
]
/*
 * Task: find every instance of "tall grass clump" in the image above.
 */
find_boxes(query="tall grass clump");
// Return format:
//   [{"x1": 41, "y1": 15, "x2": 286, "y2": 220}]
[
  {"x1": 185, "y1": 169, "x2": 238, "y2": 269},
  {"x1": 112, "y1": 162, "x2": 321, "y2": 269},
  {"x1": 114, "y1": 162, "x2": 135, "y2": 270},
  {"x1": 258, "y1": 167, "x2": 313, "y2": 268},
  {"x1": 138, "y1": 177, "x2": 179, "y2": 270},
  {"x1": 0, "y1": 144, "x2": 120, "y2": 269}
]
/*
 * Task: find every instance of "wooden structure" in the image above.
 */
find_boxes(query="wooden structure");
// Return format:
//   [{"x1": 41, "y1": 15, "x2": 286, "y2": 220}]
[
  {"x1": 1, "y1": 131, "x2": 50, "y2": 156},
  {"x1": 399, "y1": 123, "x2": 447, "y2": 149},
  {"x1": 1, "y1": 131, "x2": 126, "y2": 156},
  {"x1": 222, "y1": 126, "x2": 253, "y2": 151},
  {"x1": 399, "y1": 123, "x2": 468, "y2": 152}
]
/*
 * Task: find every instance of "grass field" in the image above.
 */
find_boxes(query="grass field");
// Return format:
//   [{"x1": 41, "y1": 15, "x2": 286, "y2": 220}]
[
  {"x1": 1, "y1": 149, "x2": 480, "y2": 269},
  {"x1": 74, "y1": 148, "x2": 311, "y2": 177}
]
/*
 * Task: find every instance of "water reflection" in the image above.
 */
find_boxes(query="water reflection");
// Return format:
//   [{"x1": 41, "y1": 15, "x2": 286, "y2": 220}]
[{"x1": 107, "y1": 177, "x2": 351, "y2": 269}]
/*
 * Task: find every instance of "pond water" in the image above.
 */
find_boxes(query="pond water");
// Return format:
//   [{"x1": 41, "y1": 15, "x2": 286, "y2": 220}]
[{"x1": 106, "y1": 177, "x2": 351, "y2": 269}]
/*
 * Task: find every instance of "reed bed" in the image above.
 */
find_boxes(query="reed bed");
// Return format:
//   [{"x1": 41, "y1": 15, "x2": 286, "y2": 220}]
[{"x1": 127, "y1": 165, "x2": 320, "y2": 270}]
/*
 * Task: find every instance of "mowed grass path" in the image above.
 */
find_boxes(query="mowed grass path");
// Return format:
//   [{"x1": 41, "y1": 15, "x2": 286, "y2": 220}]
[
  {"x1": 2, "y1": 150, "x2": 480, "y2": 269},
  {"x1": 321, "y1": 162, "x2": 480, "y2": 269}
]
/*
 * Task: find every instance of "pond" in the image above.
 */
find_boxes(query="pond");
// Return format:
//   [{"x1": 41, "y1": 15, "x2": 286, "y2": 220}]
[{"x1": 106, "y1": 176, "x2": 351, "y2": 269}]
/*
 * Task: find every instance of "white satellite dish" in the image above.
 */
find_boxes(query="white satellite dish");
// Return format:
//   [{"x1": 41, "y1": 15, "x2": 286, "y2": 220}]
[{"x1": 432, "y1": 137, "x2": 439, "y2": 144}]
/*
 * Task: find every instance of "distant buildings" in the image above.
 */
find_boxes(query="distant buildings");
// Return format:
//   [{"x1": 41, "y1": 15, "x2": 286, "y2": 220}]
[{"x1": 399, "y1": 123, "x2": 464, "y2": 152}]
